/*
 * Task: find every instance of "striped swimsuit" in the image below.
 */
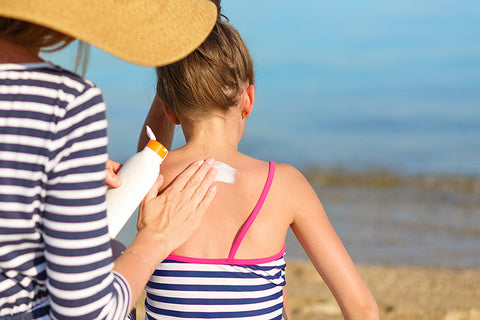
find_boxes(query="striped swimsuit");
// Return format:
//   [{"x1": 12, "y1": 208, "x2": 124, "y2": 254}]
[
  {"x1": 0, "y1": 63, "x2": 130, "y2": 319},
  {"x1": 145, "y1": 161, "x2": 286, "y2": 320}
]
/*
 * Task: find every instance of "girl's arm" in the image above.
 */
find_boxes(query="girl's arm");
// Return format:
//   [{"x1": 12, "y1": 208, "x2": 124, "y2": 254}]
[{"x1": 281, "y1": 164, "x2": 379, "y2": 320}]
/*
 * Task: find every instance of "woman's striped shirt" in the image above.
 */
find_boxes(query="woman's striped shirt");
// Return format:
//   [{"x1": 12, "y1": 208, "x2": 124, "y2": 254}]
[
  {"x1": 145, "y1": 161, "x2": 286, "y2": 320},
  {"x1": 0, "y1": 63, "x2": 131, "y2": 319}
]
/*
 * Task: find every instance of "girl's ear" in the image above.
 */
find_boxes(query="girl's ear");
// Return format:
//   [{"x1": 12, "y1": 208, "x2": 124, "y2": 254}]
[
  {"x1": 162, "y1": 101, "x2": 181, "y2": 125},
  {"x1": 241, "y1": 84, "x2": 255, "y2": 118}
]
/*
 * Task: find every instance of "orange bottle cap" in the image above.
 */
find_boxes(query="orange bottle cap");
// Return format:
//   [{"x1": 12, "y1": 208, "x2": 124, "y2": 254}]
[{"x1": 146, "y1": 140, "x2": 168, "y2": 159}]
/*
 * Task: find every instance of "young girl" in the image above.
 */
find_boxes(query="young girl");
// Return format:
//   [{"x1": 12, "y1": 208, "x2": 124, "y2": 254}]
[{"x1": 144, "y1": 20, "x2": 379, "y2": 320}]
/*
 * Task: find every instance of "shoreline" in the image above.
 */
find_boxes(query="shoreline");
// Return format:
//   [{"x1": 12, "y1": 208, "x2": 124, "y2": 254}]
[{"x1": 302, "y1": 166, "x2": 480, "y2": 194}]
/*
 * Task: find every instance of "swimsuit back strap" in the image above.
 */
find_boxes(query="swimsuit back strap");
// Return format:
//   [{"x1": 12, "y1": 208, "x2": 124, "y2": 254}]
[{"x1": 228, "y1": 161, "x2": 276, "y2": 260}]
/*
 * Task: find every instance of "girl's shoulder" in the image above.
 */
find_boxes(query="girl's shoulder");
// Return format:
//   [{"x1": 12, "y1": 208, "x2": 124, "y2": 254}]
[
  {"x1": 269, "y1": 162, "x2": 318, "y2": 212},
  {"x1": 272, "y1": 162, "x2": 310, "y2": 188}
]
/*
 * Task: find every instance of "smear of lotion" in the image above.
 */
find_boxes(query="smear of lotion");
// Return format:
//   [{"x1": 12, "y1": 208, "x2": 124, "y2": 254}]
[{"x1": 214, "y1": 161, "x2": 237, "y2": 184}]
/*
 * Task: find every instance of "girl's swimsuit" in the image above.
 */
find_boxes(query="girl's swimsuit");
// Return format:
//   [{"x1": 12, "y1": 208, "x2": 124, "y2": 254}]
[{"x1": 145, "y1": 161, "x2": 286, "y2": 320}]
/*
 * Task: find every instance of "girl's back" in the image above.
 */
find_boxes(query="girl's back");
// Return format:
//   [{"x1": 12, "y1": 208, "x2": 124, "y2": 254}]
[{"x1": 158, "y1": 151, "x2": 296, "y2": 261}]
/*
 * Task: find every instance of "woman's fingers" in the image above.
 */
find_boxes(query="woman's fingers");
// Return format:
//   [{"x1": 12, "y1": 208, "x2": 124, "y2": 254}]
[
  {"x1": 167, "y1": 158, "x2": 215, "y2": 195},
  {"x1": 189, "y1": 167, "x2": 217, "y2": 212},
  {"x1": 161, "y1": 158, "x2": 217, "y2": 214},
  {"x1": 144, "y1": 174, "x2": 164, "y2": 204},
  {"x1": 105, "y1": 159, "x2": 122, "y2": 188},
  {"x1": 196, "y1": 184, "x2": 217, "y2": 216}
]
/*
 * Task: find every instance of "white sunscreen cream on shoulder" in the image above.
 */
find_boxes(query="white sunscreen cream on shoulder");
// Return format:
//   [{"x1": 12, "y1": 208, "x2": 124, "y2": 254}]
[{"x1": 213, "y1": 161, "x2": 237, "y2": 184}]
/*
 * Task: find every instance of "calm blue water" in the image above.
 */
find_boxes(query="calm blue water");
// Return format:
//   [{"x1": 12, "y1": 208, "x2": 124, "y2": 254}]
[{"x1": 44, "y1": 0, "x2": 480, "y2": 176}]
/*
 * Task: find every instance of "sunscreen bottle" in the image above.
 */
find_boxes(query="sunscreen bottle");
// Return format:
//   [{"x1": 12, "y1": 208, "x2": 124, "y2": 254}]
[{"x1": 106, "y1": 126, "x2": 168, "y2": 238}]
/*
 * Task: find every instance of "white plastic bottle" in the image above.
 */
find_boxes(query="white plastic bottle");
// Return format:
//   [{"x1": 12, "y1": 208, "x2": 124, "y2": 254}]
[{"x1": 106, "y1": 126, "x2": 168, "y2": 238}]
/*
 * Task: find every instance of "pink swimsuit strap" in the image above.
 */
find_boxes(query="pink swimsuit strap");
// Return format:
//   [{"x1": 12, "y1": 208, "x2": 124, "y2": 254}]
[{"x1": 228, "y1": 161, "x2": 276, "y2": 260}]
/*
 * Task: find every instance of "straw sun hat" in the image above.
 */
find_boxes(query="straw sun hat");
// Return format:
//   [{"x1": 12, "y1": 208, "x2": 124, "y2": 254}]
[{"x1": 0, "y1": 0, "x2": 217, "y2": 66}]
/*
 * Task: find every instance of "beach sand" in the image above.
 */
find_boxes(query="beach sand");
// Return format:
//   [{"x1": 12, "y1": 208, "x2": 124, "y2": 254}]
[
  {"x1": 135, "y1": 261, "x2": 480, "y2": 319},
  {"x1": 285, "y1": 260, "x2": 480, "y2": 320}
]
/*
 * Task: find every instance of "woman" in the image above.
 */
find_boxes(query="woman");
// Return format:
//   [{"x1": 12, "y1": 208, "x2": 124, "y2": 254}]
[{"x1": 0, "y1": 0, "x2": 218, "y2": 319}]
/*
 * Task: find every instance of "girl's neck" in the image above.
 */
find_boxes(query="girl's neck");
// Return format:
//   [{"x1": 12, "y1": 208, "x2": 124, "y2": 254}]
[{"x1": 180, "y1": 113, "x2": 244, "y2": 157}]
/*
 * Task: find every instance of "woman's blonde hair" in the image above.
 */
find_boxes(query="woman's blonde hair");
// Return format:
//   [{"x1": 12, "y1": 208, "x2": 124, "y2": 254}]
[{"x1": 156, "y1": 20, "x2": 254, "y2": 123}]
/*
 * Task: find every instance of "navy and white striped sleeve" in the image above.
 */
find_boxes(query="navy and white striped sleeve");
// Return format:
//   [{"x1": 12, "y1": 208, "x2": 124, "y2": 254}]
[{"x1": 42, "y1": 76, "x2": 131, "y2": 319}]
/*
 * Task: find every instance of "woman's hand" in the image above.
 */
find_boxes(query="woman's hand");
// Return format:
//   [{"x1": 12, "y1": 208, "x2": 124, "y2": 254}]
[
  {"x1": 137, "y1": 158, "x2": 218, "y2": 256},
  {"x1": 113, "y1": 158, "x2": 217, "y2": 310},
  {"x1": 105, "y1": 159, "x2": 122, "y2": 188}
]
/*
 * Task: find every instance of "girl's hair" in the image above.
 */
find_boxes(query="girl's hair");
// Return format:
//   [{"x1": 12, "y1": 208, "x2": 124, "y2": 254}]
[
  {"x1": 209, "y1": 0, "x2": 229, "y2": 21},
  {"x1": 155, "y1": 20, "x2": 254, "y2": 123}
]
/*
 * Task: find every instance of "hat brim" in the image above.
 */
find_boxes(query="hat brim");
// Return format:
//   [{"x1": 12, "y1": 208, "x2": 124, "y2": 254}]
[{"x1": 0, "y1": 0, "x2": 217, "y2": 67}]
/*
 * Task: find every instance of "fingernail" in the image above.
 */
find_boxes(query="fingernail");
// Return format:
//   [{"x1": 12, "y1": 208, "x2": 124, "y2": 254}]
[
  {"x1": 209, "y1": 167, "x2": 218, "y2": 175},
  {"x1": 206, "y1": 158, "x2": 215, "y2": 165},
  {"x1": 113, "y1": 176, "x2": 122, "y2": 186},
  {"x1": 210, "y1": 185, "x2": 217, "y2": 194}
]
